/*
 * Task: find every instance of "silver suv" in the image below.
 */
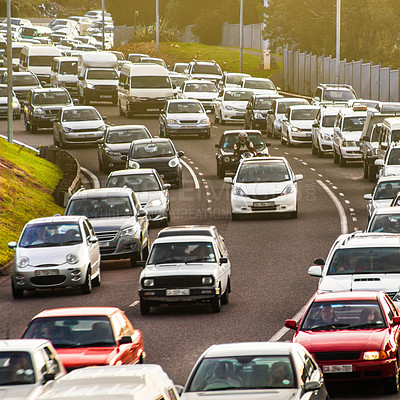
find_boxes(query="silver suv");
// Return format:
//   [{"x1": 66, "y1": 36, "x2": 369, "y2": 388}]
[{"x1": 312, "y1": 83, "x2": 357, "y2": 106}]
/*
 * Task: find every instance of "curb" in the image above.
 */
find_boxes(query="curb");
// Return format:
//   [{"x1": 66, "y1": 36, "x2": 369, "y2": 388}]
[{"x1": 81, "y1": 167, "x2": 101, "y2": 189}]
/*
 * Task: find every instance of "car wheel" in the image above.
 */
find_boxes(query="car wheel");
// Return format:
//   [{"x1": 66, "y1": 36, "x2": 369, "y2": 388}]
[
  {"x1": 211, "y1": 292, "x2": 221, "y2": 313},
  {"x1": 221, "y1": 279, "x2": 230, "y2": 305},
  {"x1": 384, "y1": 363, "x2": 399, "y2": 394},
  {"x1": 287, "y1": 134, "x2": 293, "y2": 147},
  {"x1": 83, "y1": 91, "x2": 90, "y2": 105},
  {"x1": 220, "y1": 115, "x2": 225, "y2": 125},
  {"x1": 59, "y1": 134, "x2": 68, "y2": 149},
  {"x1": 289, "y1": 210, "x2": 298, "y2": 219},
  {"x1": 203, "y1": 131, "x2": 210, "y2": 139},
  {"x1": 24, "y1": 115, "x2": 30, "y2": 131},
  {"x1": 363, "y1": 160, "x2": 369, "y2": 179},
  {"x1": 143, "y1": 240, "x2": 150, "y2": 260},
  {"x1": 53, "y1": 135, "x2": 60, "y2": 147},
  {"x1": 11, "y1": 281, "x2": 24, "y2": 299},
  {"x1": 333, "y1": 148, "x2": 339, "y2": 164},
  {"x1": 81, "y1": 268, "x2": 92, "y2": 294},
  {"x1": 98, "y1": 154, "x2": 104, "y2": 172},
  {"x1": 140, "y1": 299, "x2": 151, "y2": 315},
  {"x1": 250, "y1": 120, "x2": 255, "y2": 130},
  {"x1": 280, "y1": 134, "x2": 285, "y2": 145},
  {"x1": 14, "y1": 113, "x2": 21, "y2": 120},
  {"x1": 214, "y1": 113, "x2": 220, "y2": 124},
  {"x1": 112, "y1": 94, "x2": 117, "y2": 105},
  {"x1": 317, "y1": 145, "x2": 324, "y2": 158},
  {"x1": 339, "y1": 152, "x2": 347, "y2": 167},
  {"x1": 176, "y1": 176, "x2": 183, "y2": 189},
  {"x1": 92, "y1": 268, "x2": 101, "y2": 287},
  {"x1": 217, "y1": 164, "x2": 225, "y2": 179}
]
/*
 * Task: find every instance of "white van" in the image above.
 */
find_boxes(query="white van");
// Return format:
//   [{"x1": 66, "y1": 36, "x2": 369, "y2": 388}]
[
  {"x1": 37, "y1": 364, "x2": 182, "y2": 400},
  {"x1": 19, "y1": 44, "x2": 62, "y2": 86},
  {"x1": 50, "y1": 56, "x2": 78, "y2": 97},
  {"x1": 118, "y1": 63, "x2": 173, "y2": 116},
  {"x1": 377, "y1": 117, "x2": 400, "y2": 159},
  {"x1": 10, "y1": 41, "x2": 32, "y2": 71}
]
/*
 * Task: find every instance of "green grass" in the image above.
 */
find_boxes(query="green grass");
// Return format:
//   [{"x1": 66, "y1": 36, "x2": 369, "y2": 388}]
[{"x1": 0, "y1": 138, "x2": 64, "y2": 267}]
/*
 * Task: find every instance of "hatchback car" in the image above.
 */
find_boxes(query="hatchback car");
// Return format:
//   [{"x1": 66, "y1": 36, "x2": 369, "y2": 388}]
[
  {"x1": 106, "y1": 168, "x2": 171, "y2": 226},
  {"x1": 22, "y1": 307, "x2": 145, "y2": 372},
  {"x1": 285, "y1": 291, "x2": 400, "y2": 394},
  {"x1": 244, "y1": 94, "x2": 282, "y2": 132},
  {"x1": 224, "y1": 157, "x2": 302, "y2": 219},
  {"x1": 213, "y1": 88, "x2": 253, "y2": 124},
  {"x1": 176, "y1": 80, "x2": 218, "y2": 113},
  {"x1": 219, "y1": 72, "x2": 251, "y2": 89},
  {"x1": 97, "y1": 124, "x2": 152, "y2": 173},
  {"x1": 8, "y1": 216, "x2": 101, "y2": 298},
  {"x1": 159, "y1": 99, "x2": 210, "y2": 139},
  {"x1": 0, "y1": 84, "x2": 20, "y2": 119},
  {"x1": 124, "y1": 138, "x2": 184, "y2": 188},
  {"x1": 53, "y1": 105, "x2": 106, "y2": 148},
  {"x1": 181, "y1": 342, "x2": 328, "y2": 400}
]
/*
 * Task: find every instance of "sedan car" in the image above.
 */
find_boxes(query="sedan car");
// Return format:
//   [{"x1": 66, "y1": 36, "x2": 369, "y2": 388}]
[
  {"x1": 219, "y1": 72, "x2": 251, "y2": 89},
  {"x1": 106, "y1": 168, "x2": 171, "y2": 226},
  {"x1": 159, "y1": 99, "x2": 210, "y2": 139},
  {"x1": 285, "y1": 291, "x2": 400, "y2": 394},
  {"x1": 181, "y1": 342, "x2": 328, "y2": 400},
  {"x1": 244, "y1": 94, "x2": 282, "y2": 132},
  {"x1": 239, "y1": 77, "x2": 279, "y2": 96},
  {"x1": 8, "y1": 216, "x2": 101, "y2": 298},
  {"x1": 0, "y1": 84, "x2": 20, "y2": 120},
  {"x1": 176, "y1": 80, "x2": 218, "y2": 113},
  {"x1": 97, "y1": 124, "x2": 152, "y2": 173},
  {"x1": 53, "y1": 105, "x2": 107, "y2": 148},
  {"x1": 224, "y1": 157, "x2": 302, "y2": 219},
  {"x1": 3, "y1": 71, "x2": 42, "y2": 103},
  {"x1": 213, "y1": 88, "x2": 253, "y2": 124},
  {"x1": 22, "y1": 307, "x2": 145, "y2": 372}
]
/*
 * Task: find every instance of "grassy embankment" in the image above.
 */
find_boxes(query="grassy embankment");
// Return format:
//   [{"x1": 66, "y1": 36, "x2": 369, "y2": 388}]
[{"x1": 0, "y1": 138, "x2": 64, "y2": 267}]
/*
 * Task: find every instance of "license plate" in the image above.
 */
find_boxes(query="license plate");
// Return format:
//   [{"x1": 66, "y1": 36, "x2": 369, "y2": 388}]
[
  {"x1": 323, "y1": 365, "x2": 353, "y2": 373},
  {"x1": 99, "y1": 95, "x2": 112, "y2": 99},
  {"x1": 79, "y1": 134, "x2": 94, "y2": 138},
  {"x1": 99, "y1": 241, "x2": 110, "y2": 247},
  {"x1": 253, "y1": 201, "x2": 274, "y2": 208},
  {"x1": 305, "y1": 133, "x2": 312, "y2": 137},
  {"x1": 166, "y1": 289, "x2": 190, "y2": 296},
  {"x1": 147, "y1": 108, "x2": 159, "y2": 112},
  {"x1": 35, "y1": 269, "x2": 58, "y2": 276}
]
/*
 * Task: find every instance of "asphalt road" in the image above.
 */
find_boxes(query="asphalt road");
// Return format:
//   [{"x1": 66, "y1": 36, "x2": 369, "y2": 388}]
[{"x1": 1, "y1": 102, "x2": 392, "y2": 398}]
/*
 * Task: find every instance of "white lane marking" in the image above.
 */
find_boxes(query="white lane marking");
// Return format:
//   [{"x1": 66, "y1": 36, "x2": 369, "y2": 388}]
[
  {"x1": 199, "y1": 172, "x2": 204, "y2": 176},
  {"x1": 317, "y1": 180, "x2": 348, "y2": 234},
  {"x1": 325, "y1": 179, "x2": 331, "y2": 183},
  {"x1": 207, "y1": 199, "x2": 212, "y2": 203},
  {"x1": 318, "y1": 174, "x2": 323, "y2": 177},
  {"x1": 345, "y1": 200, "x2": 350, "y2": 204},
  {"x1": 194, "y1": 166, "x2": 199, "y2": 170},
  {"x1": 284, "y1": 152, "x2": 289, "y2": 155},
  {"x1": 302, "y1": 162, "x2": 307, "y2": 166},
  {"x1": 352, "y1": 217, "x2": 358, "y2": 222},
  {"x1": 349, "y1": 208, "x2": 355, "y2": 212},
  {"x1": 129, "y1": 301, "x2": 139, "y2": 307},
  {"x1": 294, "y1": 157, "x2": 299, "y2": 161},
  {"x1": 189, "y1": 161, "x2": 194, "y2": 164},
  {"x1": 206, "y1": 192, "x2": 211, "y2": 196},
  {"x1": 310, "y1": 168, "x2": 316, "y2": 171},
  {"x1": 354, "y1": 227, "x2": 359, "y2": 231},
  {"x1": 274, "y1": 147, "x2": 279, "y2": 150},
  {"x1": 332, "y1": 186, "x2": 337, "y2": 190},
  {"x1": 207, "y1": 207, "x2": 212, "y2": 211},
  {"x1": 339, "y1": 192, "x2": 344, "y2": 197},
  {"x1": 268, "y1": 302, "x2": 309, "y2": 342},
  {"x1": 181, "y1": 160, "x2": 200, "y2": 189}
]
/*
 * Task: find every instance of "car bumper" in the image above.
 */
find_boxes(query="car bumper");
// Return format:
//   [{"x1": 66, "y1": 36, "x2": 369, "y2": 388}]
[
  {"x1": 339, "y1": 146, "x2": 362, "y2": 160},
  {"x1": 290, "y1": 131, "x2": 312, "y2": 144},
  {"x1": 30, "y1": 115, "x2": 59, "y2": 127},
  {"x1": 62, "y1": 131, "x2": 105, "y2": 145},
  {"x1": 128, "y1": 99, "x2": 167, "y2": 114},
  {"x1": 318, "y1": 137, "x2": 334, "y2": 152},
  {"x1": 139, "y1": 286, "x2": 220, "y2": 303},
  {"x1": 166, "y1": 124, "x2": 210, "y2": 136},
  {"x1": 231, "y1": 192, "x2": 297, "y2": 214},
  {"x1": 102, "y1": 153, "x2": 126, "y2": 169},
  {"x1": 221, "y1": 110, "x2": 246, "y2": 122},
  {"x1": 0, "y1": 105, "x2": 20, "y2": 118},
  {"x1": 143, "y1": 205, "x2": 169, "y2": 223}
]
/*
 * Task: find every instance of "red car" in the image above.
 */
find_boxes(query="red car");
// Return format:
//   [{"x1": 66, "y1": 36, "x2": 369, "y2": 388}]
[
  {"x1": 21, "y1": 307, "x2": 145, "y2": 372},
  {"x1": 285, "y1": 291, "x2": 400, "y2": 394}
]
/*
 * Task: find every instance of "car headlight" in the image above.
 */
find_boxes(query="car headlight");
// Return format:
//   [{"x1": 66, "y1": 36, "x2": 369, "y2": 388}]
[
  {"x1": 66, "y1": 253, "x2": 79, "y2": 264},
  {"x1": 202, "y1": 276, "x2": 214, "y2": 285},
  {"x1": 254, "y1": 112, "x2": 263, "y2": 119},
  {"x1": 97, "y1": 125, "x2": 106, "y2": 131},
  {"x1": 143, "y1": 278, "x2": 154, "y2": 287},
  {"x1": 342, "y1": 140, "x2": 358, "y2": 147},
  {"x1": 63, "y1": 127, "x2": 72, "y2": 133},
  {"x1": 121, "y1": 226, "x2": 137, "y2": 236},
  {"x1": 105, "y1": 149, "x2": 121, "y2": 156},
  {"x1": 168, "y1": 157, "x2": 179, "y2": 168},
  {"x1": 128, "y1": 161, "x2": 140, "y2": 169},
  {"x1": 129, "y1": 96, "x2": 140, "y2": 102},
  {"x1": 17, "y1": 257, "x2": 29, "y2": 268},
  {"x1": 223, "y1": 156, "x2": 231, "y2": 163},
  {"x1": 167, "y1": 118, "x2": 179, "y2": 124},
  {"x1": 291, "y1": 127, "x2": 301, "y2": 132},
  {"x1": 33, "y1": 107, "x2": 45, "y2": 115},
  {"x1": 281, "y1": 184, "x2": 295, "y2": 195},
  {"x1": 234, "y1": 186, "x2": 247, "y2": 197},
  {"x1": 363, "y1": 351, "x2": 388, "y2": 361},
  {"x1": 225, "y1": 105, "x2": 233, "y2": 111},
  {"x1": 200, "y1": 118, "x2": 210, "y2": 124},
  {"x1": 321, "y1": 133, "x2": 331, "y2": 141},
  {"x1": 147, "y1": 198, "x2": 163, "y2": 207},
  {"x1": 86, "y1": 83, "x2": 95, "y2": 89}
]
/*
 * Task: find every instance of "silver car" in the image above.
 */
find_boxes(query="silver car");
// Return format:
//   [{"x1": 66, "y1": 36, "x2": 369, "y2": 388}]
[
  {"x1": 8, "y1": 215, "x2": 101, "y2": 298},
  {"x1": 0, "y1": 84, "x2": 20, "y2": 119}
]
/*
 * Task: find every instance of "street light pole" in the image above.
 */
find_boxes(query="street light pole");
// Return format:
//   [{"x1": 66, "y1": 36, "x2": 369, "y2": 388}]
[
  {"x1": 239, "y1": 0, "x2": 243, "y2": 73},
  {"x1": 336, "y1": 0, "x2": 340, "y2": 84},
  {"x1": 6, "y1": 0, "x2": 12, "y2": 143},
  {"x1": 156, "y1": 0, "x2": 159, "y2": 52},
  {"x1": 101, "y1": 0, "x2": 105, "y2": 50}
]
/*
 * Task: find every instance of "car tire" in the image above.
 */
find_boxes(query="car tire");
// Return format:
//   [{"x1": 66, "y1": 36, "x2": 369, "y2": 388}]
[
  {"x1": 203, "y1": 131, "x2": 210, "y2": 139},
  {"x1": 11, "y1": 281, "x2": 24, "y2": 299},
  {"x1": 217, "y1": 164, "x2": 225, "y2": 179},
  {"x1": 363, "y1": 161, "x2": 369, "y2": 179},
  {"x1": 176, "y1": 176, "x2": 183, "y2": 189},
  {"x1": 81, "y1": 268, "x2": 92, "y2": 294},
  {"x1": 280, "y1": 134, "x2": 285, "y2": 145},
  {"x1": 333, "y1": 148, "x2": 339, "y2": 164},
  {"x1": 92, "y1": 269, "x2": 101, "y2": 287},
  {"x1": 384, "y1": 363, "x2": 399, "y2": 394},
  {"x1": 289, "y1": 210, "x2": 298, "y2": 219},
  {"x1": 214, "y1": 113, "x2": 220, "y2": 124},
  {"x1": 317, "y1": 145, "x2": 324, "y2": 158},
  {"x1": 130, "y1": 249, "x2": 142, "y2": 267},
  {"x1": 15, "y1": 113, "x2": 21, "y2": 120},
  {"x1": 112, "y1": 94, "x2": 117, "y2": 105},
  {"x1": 339, "y1": 153, "x2": 347, "y2": 167},
  {"x1": 211, "y1": 293, "x2": 221, "y2": 313},
  {"x1": 98, "y1": 155, "x2": 104, "y2": 172},
  {"x1": 250, "y1": 120, "x2": 255, "y2": 130},
  {"x1": 83, "y1": 91, "x2": 90, "y2": 105},
  {"x1": 221, "y1": 279, "x2": 230, "y2": 305},
  {"x1": 140, "y1": 299, "x2": 151, "y2": 315},
  {"x1": 143, "y1": 240, "x2": 150, "y2": 260},
  {"x1": 24, "y1": 115, "x2": 30, "y2": 132},
  {"x1": 53, "y1": 135, "x2": 60, "y2": 147},
  {"x1": 220, "y1": 116, "x2": 225, "y2": 125}
]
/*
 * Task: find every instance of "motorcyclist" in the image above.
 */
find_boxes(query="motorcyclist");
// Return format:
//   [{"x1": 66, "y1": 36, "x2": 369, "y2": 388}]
[{"x1": 233, "y1": 132, "x2": 256, "y2": 157}]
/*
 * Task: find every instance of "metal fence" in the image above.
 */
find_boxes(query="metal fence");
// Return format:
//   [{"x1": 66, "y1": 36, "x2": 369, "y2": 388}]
[{"x1": 283, "y1": 49, "x2": 400, "y2": 101}]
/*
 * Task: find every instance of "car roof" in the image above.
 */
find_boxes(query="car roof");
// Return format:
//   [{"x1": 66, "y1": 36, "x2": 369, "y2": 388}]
[
  {"x1": 242, "y1": 77, "x2": 272, "y2": 82},
  {"x1": 25, "y1": 215, "x2": 85, "y2": 225},
  {"x1": 288, "y1": 105, "x2": 319, "y2": 110},
  {"x1": 61, "y1": 105, "x2": 96, "y2": 111},
  {"x1": 184, "y1": 79, "x2": 215, "y2": 85},
  {"x1": 376, "y1": 175, "x2": 400, "y2": 184},
  {"x1": 241, "y1": 156, "x2": 288, "y2": 165},
  {"x1": 108, "y1": 168, "x2": 157, "y2": 177},
  {"x1": 32, "y1": 307, "x2": 122, "y2": 318},
  {"x1": 222, "y1": 129, "x2": 262, "y2": 136},
  {"x1": 371, "y1": 206, "x2": 400, "y2": 216},
  {"x1": 223, "y1": 87, "x2": 253, "y2": 92},
  {"x1": 153, "y1": 235, "x2": 215, "y2": 244},
  {"x1": 0, "y1": 339, "x2": 53, "y2": 351},
  {"x1": 312, "y1": 291, "x2": 381, "y2": 302},
  {"x1": 30, "y1": 87, "x2": 68, "y2": 93},
  {"x1": 336, "y1": 232, "x2": 400, "y2": 248},
  {"x1": 275, "y1": 97, "x2": 309, "y2": 103},
  {"x1": 166, "y1": 99, "x2": 202, "y2": 104},
  {"x1": 157, "y1": 225, "x2": 217, "y2": 238},
  {"x1": 108, "y1": 124, "x2": 148, "y2": 131},
  {"x1": 70, "y1": 187, "x2": 133, "y2": 199},
  {"x1": 130, "y1": 138, "x2": 172, "y2": 145}
]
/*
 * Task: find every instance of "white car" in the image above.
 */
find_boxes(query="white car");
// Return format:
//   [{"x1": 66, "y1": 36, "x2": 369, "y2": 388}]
[
  {"x1": 176, "y1": 79, "x2": 218, "y2": 113},
  {"x1": 375, "y1": 142, "x2": 400, "y2": 178},
  {"x1": 308, "y1": 232, "x2": 400, "y2": 306},
  {"x1": 219, "y1": 72, "x2": 251, "y2": 89},
  {"x1": 8, "y1": 216, "x2": 101, "y2": 298},
  {"x1": 366, "y1": 206, "x2": 400, "y2": 233},
  {"x1": 239, "y1": 77, "x2": 279, "y2": 96},
  {"x1": 224, "y1": 157, "x2": 303, "y2": 219},
  {"x1": 0, "y1": 84, "x2": 20, "y2": 119},
  {"x1": 213, "y1": 88, "x2": 253, "y2": 124}
]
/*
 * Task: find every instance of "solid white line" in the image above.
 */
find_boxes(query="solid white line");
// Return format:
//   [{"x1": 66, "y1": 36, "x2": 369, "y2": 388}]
[
  {"x1": 129, "y1": 301, "x2": 139, "y2": 307},
  {"x1": 181, "y1": 160, "x2": 200, "y2": 189},
  {"x1": 317, "y1": 180, "x2": 348, "y2": 235}
]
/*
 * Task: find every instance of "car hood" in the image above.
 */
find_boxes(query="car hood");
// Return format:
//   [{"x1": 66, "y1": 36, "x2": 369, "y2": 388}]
[
  {"x1": 0, "y1": 385, "x2": 41, "y2": 400},
  {"x1": 56, "y1": 347, "x2": 116, "y2": 369},
  {"x1": 90, "y1": 217, "x2": 137, "y2": 232},
  {"x1": 136, "y1": 191, "x2": 165, "y2": 205},
  {"x1": 61, "y1": 121, "x2": 104, "y2": 129},
  {"x1": 222, "y1": 100, "x2": 247, "y2": 109},
  {"x1": 289, "y1": 120, "x2": 314, "y2": 129},
  {"x1": 168, "y1": 112, "x2": 207, "y2": 122},
  {"x1": 104, "y1": 143, "x2": 131, "y2": 152},
  {"x1": 135, "y1": 157, "x2": 176, "y2": 168},
  {"x1": 181, "y1": 389, "x2": 299, "y2": 400},
  {"x1": 86, "y1": 79, "x2": 118, "y2": 85},
  {"x1": 184, "y1": 92, "x2": 218, "y2": 100},
  {"x1": 383, "y1": 166, "x2": 400, "y2": 176},
  {"x1": 235, "y1": 181, "x2": 290, "y2": 195},
  {"x1": 142, "y1": 263, "x2": 218, "y2": 276},
  {"x1": 295, "y1": 329, "x2": 387, "y2": 352},
  {"x1": 341, "y1": 131, "x2": 363, "y2": 140},
  {"x1": 16, "y1": 245, "x2": 83, "y2": 266},
  {"x1": 247, "y1": 89, "x2": 277, "y2": 96}
]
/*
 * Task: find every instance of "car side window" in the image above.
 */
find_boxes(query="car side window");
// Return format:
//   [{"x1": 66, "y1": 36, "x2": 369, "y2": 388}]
[
  {"x1": 381, "y1": 298, "x2": 394, "y2": 322},
  {"x1": 86, "y1": 220, "x2": 96, "y2": 237},
  {"x1": 384, "y1": 296, "x2": 399, "y2": 317},
  {"x1": 82, "y1": 221, "x2": 91, "y2": 240},
  {"x1": 43, "y1": 346, "x2": 61, "y2": 375}
]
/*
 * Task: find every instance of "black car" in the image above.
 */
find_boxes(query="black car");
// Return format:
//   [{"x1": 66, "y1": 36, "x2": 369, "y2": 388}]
[
  {"x1": 97, "y1": 124, "x2": 152, "y2": 173},
  {"x1": 215, "y1": 130, "x2": 270, "y2": 178},
  {"x1": 124, "y1": 138, "x2": 184, "y2": 188},
  {"x1": 244, "y1": 94, "x2": 282, "y2": 132}
]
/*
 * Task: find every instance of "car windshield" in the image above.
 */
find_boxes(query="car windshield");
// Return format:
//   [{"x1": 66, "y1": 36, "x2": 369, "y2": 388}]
[
  {"x1": 244, "y1": 80, "x2": 275, "y2": 90},
  {"x1": 185, "y1": 83, "x2": 217, "y2": 93},
  {"x1": 174, "y1": 64, "x2": 188, "y2": 73},
  {"x1": 0, "y1": 351, "x2": 35, "y2": 385},
  {"x1": 21, "y1": 27, "x2": 37, "y2": 36},
  {"x1": 62, "y1": 108, "x2": 100, "y2": 122},
  {"x1": 300, "y1": 300, "x2": 386, "y2": 331},
  {"x1": 140, "y1": 59, "x2": 165, "y2": 67},
  {"x1": 130, "y1": 76, "x2": 171, "y2": 89},
  {"x1": 192, "y1": 64, "x2": 221, "y2": 75},
  {"x1": 106, "y1": 128, "x2": 150, "y2": 143},
  {"x1": 237, "y1": 162, "x2": 290, "y2": 183},
  {"x1": 12, "y1": 75, "x2": 39, "y2": 86},
  {"x1": 277, "y1": 101, "x2": 308, "y2": 113},
  {"x1": 86, "y1": 69, "x2": 118, "y2": 79},
  {"x1": 374, "y1": 181, "x2": 400, "y2": 200},
  {"x1": 29, "y1": 56, "x2": 57, "y2": 67},
  {"x1": 33, "y1": 91, "x2": 70, "y2": 105},
  {"x1": 227, "y1": 74, "x2": 248, "y2": 84},
  {"x1": 168, "y1": 102, "x2": 203, "y2": 113},
  {"x1": 342, "y1": 116, "x2": 366, "y2": 131},
  {"x1": 23, "y1": 316, "x2": 116, "y2": 348},
  {"x1": 291, "y1": 109, "x2": 318, "y2": 120},
  {"x1": 131, "y1": 142, "x2": 175, "y2": 159},
  {"x1": 187, "y1": 355, "x2": 295, "y2": 391},
  {"x1": 67, "y1": 197, "x2": 133, "y2": 218},
  {"x1": 371, "y1": 125, "x2": 381, "y2": 142},
  {"x1": 223, "y1": 91, "x2": 252, "y2": 102},
  {"x1": 170, "y1": 76, "x2": 186, "y2": 87},
  {"x1": 148, "y1": 242, "x2": 216, "y2": 264},
  {"x1": 327, "y1": 248, "x2": 400, "y2": 274},
  {"x1": 222, "y1": 133, "x2": 265, "y2": 151},
  {"x1": 369, "y1": 214, "x2": 400, "y2": 233},
  {"x1": 322, "y1": 115, "x2": 336, "y2": 127},
  {"x1": 324, "y1": 89, "x2": 355, "y2": 101},
  {"x1": 388, "y1": 149, "x2": 400, "y2": 165},
  {"x1": 107, "y1": 174, "x2": 161, "y2": 192},
  {"x1": 19, "y1": 222, "x2": 82, "y2": 248},
  {"x1": 254, "y1": 98, "x2": 274, "y2": 110},
  {"x1": 59, "y1": 61, "x2": 78, "y2": 75}
]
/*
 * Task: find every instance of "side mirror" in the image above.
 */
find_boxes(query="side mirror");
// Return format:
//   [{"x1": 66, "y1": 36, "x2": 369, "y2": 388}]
[
  {"x1": 374, "y1": 159, "x2": 384, "y2": 166},
  {"x1": 40, "y1": 80, "x2": 47, "y2": 86},
  {"x1": 121, "y1": 155, "x2": 128, "y2": 161},
  {"x1": 276, "y1": 87, "x2": 281, "y2": 91},
  {"x1": 43, "y1": 372, "x2": 55, "y2": 383},
  {"x1": 177, "y1": 151, "x2": 184, "y2": 157},
  {"x1": 381, "y1": 142, "x2": 388, "y2": 150},
  {"x1": 308, "y1": 265, "x2": 322, "y2": 278},
  {"x1": 78, "y1": 75, "x2": 84, "y2": 80},
  {"x1": 282, "y1": 116, "x2": 288, "y2": 122},
  {"x1": 315, "y1": 96, "x2": 321, "y2": 101},
  {"x1": 267, "y1": 110, "x2": 273, "y2": 114},
  {"x1": 215, "y1": 144, "x2": 220, "y2": 148},
  {"x1": 284, "y1": 319, "x2": 297, "y2": 330},
  {"x1": 163, "y1": 183, "x2": 171, "y2": 189},
  {"x1": 364, "y1": 194, "x2": 372, "y2": 200},
  {"x1": 89, "y1": 237, "x2": 98, "y2": 243},
  {"x1": 219, "y1": 257, "x2": 228, "y2": 265},
  {"x1": 392, "y1": 316, "x2": 400, "y2": 326},
  {"x1": 361, "y1": 135, "x2": 369, "y2": 141},
  {"x1": 53, "y1": 119, "x2": 59, "y2": 123},
  {"x1": 312, "y1": 123, "x2": 318, "y2": 128},
  {"x1": 224, "y1": 177, "x2": 233, "y2": 185},
  {"x1": 294, "y1": 174, "x2": 303, "y2": 182},
  {"x1": 73, "y1": 98, "x2": 79, "y2": 105},
  {"x1": 304, "y1": 381, "x2": 322, "y2": 392},
  {"x1": 102, "y1": 116, "x2": 108, "y2": 121},
  {"x1": 119, "y1": 336, "x2": 133, "y2": 345},
  {"x1": 8, "y1": 242, "x2": 17, "y2": 249},
  {"x1": 138, "y1": 208, "x2": 147, "y2": 217}
]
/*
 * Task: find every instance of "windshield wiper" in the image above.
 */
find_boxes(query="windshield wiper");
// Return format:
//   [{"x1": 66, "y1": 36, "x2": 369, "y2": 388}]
[
  {"x1": 346, "y1": 322, "x2": 384, "y2": 329},
  {"x1": 309, "y1": 323, "x2": 349, "y2": 331},
  {"x1": 185, "y1": 258, "x2": 212, "y2": 263},
  {"x1": 26, "y1": 243, "x2": 55, "y2": 248}
]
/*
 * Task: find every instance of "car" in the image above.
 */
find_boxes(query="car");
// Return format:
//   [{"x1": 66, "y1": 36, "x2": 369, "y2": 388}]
[
  {"x1": 168, "y1": 70, "x2": 188, "y2": 90},
  {"x1": 224, "y1": 156, "x2": 302, "y2": 219},
  {"x1": 363, "y1": 176, "x2": 400, "y2": 218},
  {"x1": 308, "y1": 231, "x2": 400, "y2": 304},
  {"x1": 243, "y1": 93, "x2": 283, "y2": 131},
  {"x1": 375, "y1": 142, "x2": 400, "y2": 178},
  {"x1": 159, "y1": 99, "x2": 211, "y2": 139},
  {"x1": 185, "y1": 60, "x2": 223, "y2": 83},
  {"x1": 139, "y1": 57, "x2": 168, "y2": 69},
  {"x1": 215, "y1": 130, "x2": 270, "y2": 178},
  {"x1": 22, "y1": 307, "x2": 145, "y2": 372},
  {"x1": 239, "y1": 77, "x2": 279, "y2": 96},
  {"x1": 219, "y1": 72, "x2": 251, "y2": 89},
  {"x1": 213, "y1": 88, "x2": 254, "y2": 124},
  {"x1": 156, "y1": 225, "x2": 226, "y2": 242},
  {"x1": 366, "y1": 207, "x2": 400, "y2": 233},
  {"x1": 97, "y1": 124, "x2": 152, "y2": 173},
  {"x1": 124, "y1": 138, "x2": 184, "y2": 188},
  {"x1": 53, "y1": 105, "x2": 107, "y2": 148},
  {"x1": 173, "y1": 62, "x2": 189, "y2": 73},
  {"x1": 176, "y1": 79, "x2": 219, "y2": 113},
  {"x1": 285, "y1": 291, "x2": 400, "y2": 394},
  {"x1": 127, "y1": 53, "x2": 150, "y2": 63},
  {"x1": 64, "y1": 187, "x2": 150, "y2": 266},
  {"x1": 138, "y1": 228, "x2": 231, "y2": 314},
  {"x1": 3, "y1": 71, "x2": 42, "y2": 103},
  {"x1": 312, "y1": 83, "x2": 357, "y2": 106},
  {"x1": 106, "y1": 168, "x2": 171, "y2": 226},
  {"x1": 0, "y1": 339, "x2": 65, "y2": 397},
  {"x1": 0, "y1": 84, "x2": 20, "y2": 120},
  {"x1": 280, "y1": 105, "x2": 320, "y2": 146},
  {"x1": 347, "y1": 99, "x2": 380, "y2": 108},
  {"x1": 7, "y1": 215, "x2": 101, "y2": 298},
  {"x1": 181, "y1": 342, "x2": 328, "y2": 400},
  {"x1": 24, "y1": 87, "x2": 74, "y2": 133}
]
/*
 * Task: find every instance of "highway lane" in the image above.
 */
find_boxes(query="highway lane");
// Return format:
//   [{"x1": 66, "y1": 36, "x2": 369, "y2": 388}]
[{"x1": 2, "y1": 103, "x2": 393, "y2": 398}]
